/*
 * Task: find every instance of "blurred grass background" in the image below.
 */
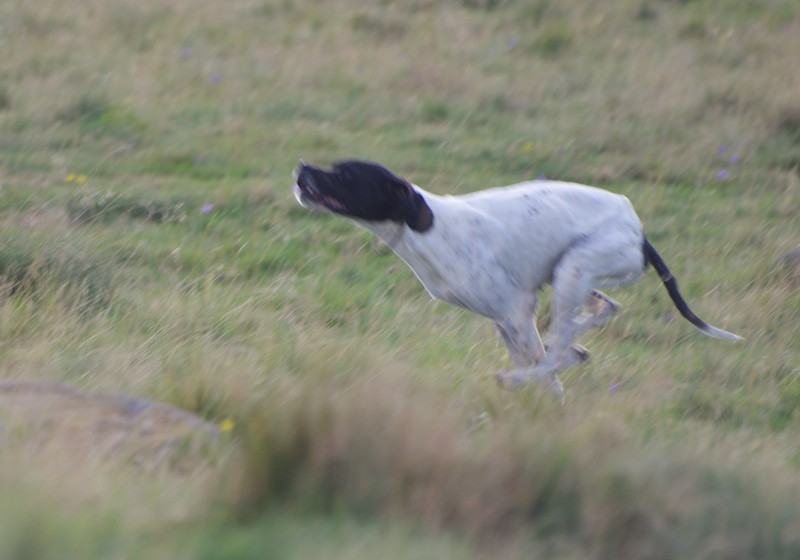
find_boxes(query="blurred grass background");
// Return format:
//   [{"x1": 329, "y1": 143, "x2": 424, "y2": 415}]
[{"x1": 1, "y1": 0, "x2": 799, "y2": 558}]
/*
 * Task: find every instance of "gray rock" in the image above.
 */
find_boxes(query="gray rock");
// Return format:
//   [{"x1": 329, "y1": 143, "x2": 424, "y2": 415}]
[{"x1": 0, "y1": 381, "x2": 228, "y2": 470}]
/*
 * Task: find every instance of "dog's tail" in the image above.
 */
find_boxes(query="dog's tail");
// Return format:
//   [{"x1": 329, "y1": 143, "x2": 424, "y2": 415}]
[{"x1": 643, "y1": 238, "x2": 743, "y2": 341}]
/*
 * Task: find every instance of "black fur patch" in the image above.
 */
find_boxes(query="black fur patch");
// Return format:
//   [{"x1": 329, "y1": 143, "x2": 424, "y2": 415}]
[{"x1": 296, "y1": 160, "x2": 434, "y2": 232}]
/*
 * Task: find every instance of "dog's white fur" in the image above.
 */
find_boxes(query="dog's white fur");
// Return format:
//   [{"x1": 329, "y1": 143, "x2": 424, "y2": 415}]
[
  {"x1": 356, "y1": 182, "x2": 649, "y2": 401},
  {"x1": 295, "y1": 170, "x2": 741, "y2": 402}
]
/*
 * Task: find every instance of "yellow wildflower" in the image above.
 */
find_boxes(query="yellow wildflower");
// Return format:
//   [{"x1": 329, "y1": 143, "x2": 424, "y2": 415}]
[
  {"x1": 218, "y1": 418, "x2": 236, "y2": 432},
  {"x1": 66, "y1": 173, "x2": 88, "y2": 185}
]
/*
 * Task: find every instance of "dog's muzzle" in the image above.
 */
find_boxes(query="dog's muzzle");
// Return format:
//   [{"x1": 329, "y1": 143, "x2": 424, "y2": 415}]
[{"x1": 292, "y1": 165, "x2": 345, "y2": 212}]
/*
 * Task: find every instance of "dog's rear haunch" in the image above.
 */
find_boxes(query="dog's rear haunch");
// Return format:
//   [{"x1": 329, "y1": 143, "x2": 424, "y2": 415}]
[{"x1": 293, "y1": 160, "x2": 742, "y2": 403}]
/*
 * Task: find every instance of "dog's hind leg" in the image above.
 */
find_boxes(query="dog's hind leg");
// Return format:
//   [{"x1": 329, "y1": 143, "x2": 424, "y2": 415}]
[
  {"x1": 576, "y1": 290, "x2": 622, "y2": 334},
  {"x1": 546, "y1": 234, "x2": 643, "y2": 361},
  {"x1": 497, "y1": 230, "x2": 644, "y2": 402},
  {"x1": 542, "y1": 291, "x2": 619, "y2": 365}
]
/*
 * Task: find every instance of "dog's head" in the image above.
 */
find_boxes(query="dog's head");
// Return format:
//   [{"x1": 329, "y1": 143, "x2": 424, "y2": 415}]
[{"x1": 293, "y1": 160, "x2": 433, "y2": 232}]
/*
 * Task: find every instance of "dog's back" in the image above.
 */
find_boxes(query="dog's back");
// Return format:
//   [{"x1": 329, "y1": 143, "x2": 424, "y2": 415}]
[{"x1": 456, "y1": 181, "x2": 638, "y2": 229}]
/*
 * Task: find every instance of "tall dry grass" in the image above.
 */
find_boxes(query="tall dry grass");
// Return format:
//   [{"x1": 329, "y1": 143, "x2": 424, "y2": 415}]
[{"x1": 232, "y1": 371, "x2": 800, "y2": 558}]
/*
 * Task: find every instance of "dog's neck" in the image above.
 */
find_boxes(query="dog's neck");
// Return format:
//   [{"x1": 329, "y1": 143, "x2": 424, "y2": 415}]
[
  {"x1": 357, "y1": 220, "x2": 407, "y2": 250},
  {"x1": 354, "y1": 186, "x2": 436, "y2": 251},
  {"x1": 351, "y1": 191, "x2": 468, "y2": 305}
]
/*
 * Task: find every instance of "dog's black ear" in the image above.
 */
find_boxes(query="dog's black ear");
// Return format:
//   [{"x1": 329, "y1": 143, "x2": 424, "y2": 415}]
[{"x1": 402, "y1": 190, "x2": 434, "y2": 233}]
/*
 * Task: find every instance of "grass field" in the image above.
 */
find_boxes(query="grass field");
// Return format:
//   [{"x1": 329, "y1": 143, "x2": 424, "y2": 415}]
[{"x1": 1, "y1": 0, "x2": 799, "y2": 557}]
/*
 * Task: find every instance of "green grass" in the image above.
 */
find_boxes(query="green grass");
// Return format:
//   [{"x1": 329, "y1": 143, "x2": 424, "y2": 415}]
[{"x1": 1, "y1": 0, "x2": 799, "y2": 558}]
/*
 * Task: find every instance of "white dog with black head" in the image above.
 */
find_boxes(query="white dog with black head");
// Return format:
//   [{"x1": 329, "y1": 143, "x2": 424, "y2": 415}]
[{"x1": 293, "y1": 160, "x2": 742, "y2": 402}]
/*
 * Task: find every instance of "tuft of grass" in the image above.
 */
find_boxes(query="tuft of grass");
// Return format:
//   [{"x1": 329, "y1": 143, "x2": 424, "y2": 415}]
[
  {"x1": 753, "y1": 107, "x2": 800, "y2": 171},
  {"x1": 0, "y1": 232, "x2": 114, "y2": 312},
  {"x1": 529, "y1": 26, "x2": 574, "y2": 58},
  {"x1": 518, "y1": 0, "x2": 561, "y2": 25},
  {"x1": 351, "y1": 13, "x2": 407, "y2": 40},
  {"x1": 419, "y1": 99, "x2": 452, "y2": 122},
  {"x1": 55, "y1": 93, "x2": 147, "y2": 141},
  {"x1": 233, "y1": 373, "x2": 800, "y2": 558},
  {"x1": 0, "y1": 83, "x2": 10, "y2": 111},
  {"x1": 55, "y1": 94, "x2": 113, "y2": 124},
  {"x1": 462, "y1": 0, "x2": 508, "y2": 10},
  {"x1": 138, "y1": 152, "x2": 260, "y2": 180},
  {"x1": 194, "y1": 509, "x2": 481, "y2": 560},
  {"x1": 679, "y1": 17, "x2": 708, "y2": 39},
  {"x1": 635, "y1": 2, "x2": 660, "y2": 21},
  {"x1": 774, "y1": 107, "x2": 800, "y2": 144},
  {"x1": 66, "y1": 190, "x2": 190, "y2": 224},
  {"x1": 773, "y1": 374, "x2": 800, "y2": 430}
]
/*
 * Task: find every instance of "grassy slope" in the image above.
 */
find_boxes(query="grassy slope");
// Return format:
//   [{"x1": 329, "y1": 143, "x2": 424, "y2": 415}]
[{"x1": 1, "y1": 0, "x2": 799, "y2": 557}]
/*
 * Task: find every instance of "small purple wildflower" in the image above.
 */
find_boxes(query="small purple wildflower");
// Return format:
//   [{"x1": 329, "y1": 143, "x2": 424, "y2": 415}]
[
  {"x1": 609, "y1": 383, "x2": 620, "y2": 394},
  {"x1": 536, "y1": 175, "x2": 547, "y2": 180},
  {"x1": 180, "y1": 47, "x2": 192, "y2": 59},
  {"x1": 506, "y1": 38, "x2": 519, "y2": 48},
  {"x1": 201, "y1": 203, "x2": 214, "y2": 214},
  {"x1": 210, "y1": 73, "x2": 222, "y2": 84},
  {"x1": 730, "y1": 152, "x2": 741, "y2": 164},
  {"x1": 717, "y1": 145, "x2": 728, "y2": 156},
  {"x1": 717, "y1": 169, "x2": 730, "y2": 180}
]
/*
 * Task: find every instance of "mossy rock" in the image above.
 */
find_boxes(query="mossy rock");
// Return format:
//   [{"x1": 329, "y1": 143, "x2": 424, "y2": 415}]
[{"x1": 0, "y1": 381, "x2": 228, "y2": 470}]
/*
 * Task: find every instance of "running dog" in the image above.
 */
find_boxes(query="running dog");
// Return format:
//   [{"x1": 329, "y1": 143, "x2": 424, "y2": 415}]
[{"x1": 293, "y1": 160, "x2": 742, "y2": 402}]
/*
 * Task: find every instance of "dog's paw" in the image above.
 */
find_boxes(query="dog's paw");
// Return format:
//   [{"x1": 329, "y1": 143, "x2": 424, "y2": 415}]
[
  {"x1": 497, "y1": 370, "x2": 566, "y2": 404},
  {"x1": 572, "y1": 344, "x2": 590, "y2": 363},
  {"x1": 543, "y1": 344, "x2": 591, "y2": 366}
]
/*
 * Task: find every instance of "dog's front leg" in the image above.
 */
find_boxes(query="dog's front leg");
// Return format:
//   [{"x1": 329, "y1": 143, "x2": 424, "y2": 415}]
[
  {"x1": 496, "y1": 319, "x2": 546, "y2": 368},
  {"x1": 495, "y1": 307, "x2": 565, "y2": 403},
  {"x1": 494, "y1": 295, "x2": 546, "y2": 368}
]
